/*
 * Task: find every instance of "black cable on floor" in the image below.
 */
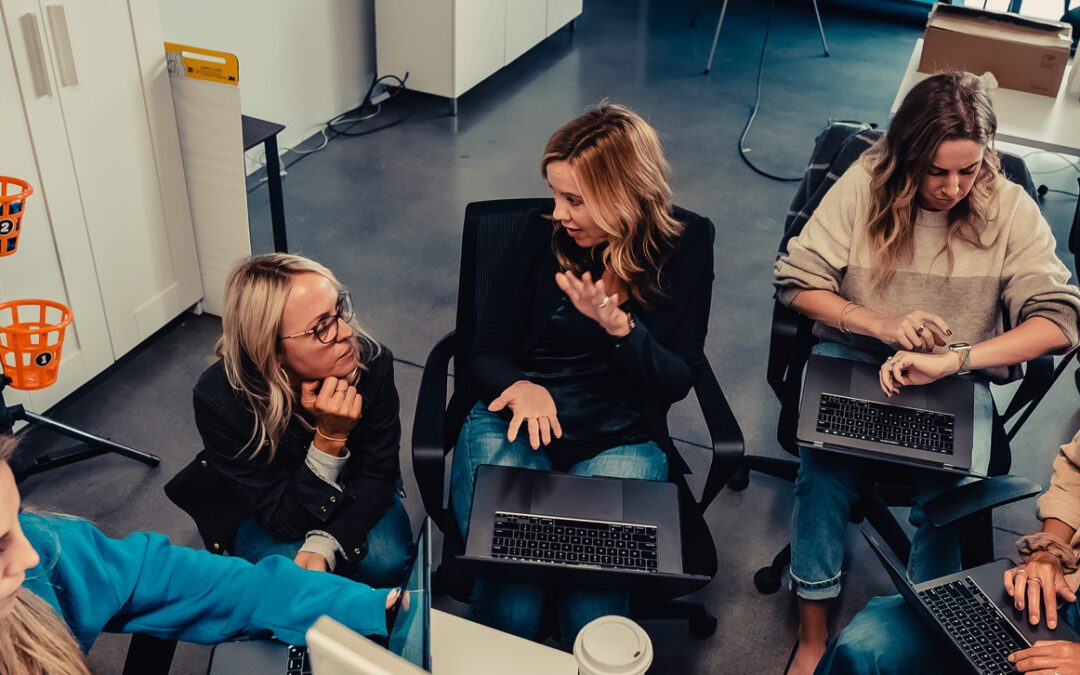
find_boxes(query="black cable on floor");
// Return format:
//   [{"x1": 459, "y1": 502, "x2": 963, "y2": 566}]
[
  {"x1": 737, "y1": 0, "x2": 805, "y2": 183},
  {"x1": 391, "y1": 356, "x2": 435, "y2": 373}
]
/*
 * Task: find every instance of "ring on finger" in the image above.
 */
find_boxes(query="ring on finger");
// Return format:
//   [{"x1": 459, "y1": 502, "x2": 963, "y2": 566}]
[{"x1": 597, "y1": 296, "x2": 610, "y2": 309}]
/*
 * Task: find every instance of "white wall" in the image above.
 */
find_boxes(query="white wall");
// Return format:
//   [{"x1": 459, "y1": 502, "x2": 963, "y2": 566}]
[{"x1": 157, "y1": 0, "x2": 375, "y2": 173}]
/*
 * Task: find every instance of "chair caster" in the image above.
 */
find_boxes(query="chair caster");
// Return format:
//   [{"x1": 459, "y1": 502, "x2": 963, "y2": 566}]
[
  {"x1": 753, "y1": 565, "x2": 784, "y2": 595},
  {"x1": 727, "y1": 467, "x2": 750, "y2": 491},
  {"x1": 689, "y1": 613, "x2": 718, "y2": 639}
]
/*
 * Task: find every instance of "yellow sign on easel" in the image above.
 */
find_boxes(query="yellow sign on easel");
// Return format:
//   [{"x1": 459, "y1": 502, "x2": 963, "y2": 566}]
[{"x1": 164, "y1": 43, "x2": 239, "y2": 86}]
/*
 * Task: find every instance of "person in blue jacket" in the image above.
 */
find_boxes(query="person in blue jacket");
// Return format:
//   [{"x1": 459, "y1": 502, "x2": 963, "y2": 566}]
[{"x1": 0, "y1": 436, "x2": 399, "y2": 675}]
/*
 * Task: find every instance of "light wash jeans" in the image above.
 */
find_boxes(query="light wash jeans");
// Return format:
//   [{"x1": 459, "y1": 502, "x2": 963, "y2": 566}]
[
  {"x1": 231, "y1": 494, "x2": 414, "y2": 587},
  {"x1": 790, "y1": 341, "x2": 993, "y2": 600},
  {"x1": 449, "y1": 402, "x2": 668, "y2": 644},
  {"x1": 816, "y1": 594, "x2": 1080, "y2": 674}
]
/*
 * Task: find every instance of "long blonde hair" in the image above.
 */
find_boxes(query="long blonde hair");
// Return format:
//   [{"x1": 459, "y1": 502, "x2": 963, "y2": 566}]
[
  {"x1": 217, "y1": 254, "x2": 381, "y2": 462},
  {"x1": 863, "y1": 71, "x2": 1002, "y2": 286},
  {"x1": 0, "y1": 436, "x2": 91, "y2": 675},
  {"x1": 542, "y1": 103, "x2": 684, "y2": 306}
]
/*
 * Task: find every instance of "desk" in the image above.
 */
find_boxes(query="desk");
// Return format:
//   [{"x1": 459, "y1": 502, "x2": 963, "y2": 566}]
[
  {"x1": 429, "y1": 609, "x2": 576, "y2": 675},
  {"x1": 892, "y1": 39, "x2": 1080, "y2": 155},
  {"x1": 242, "y1": 114, "x2": 288, "y2": 252},
  {"x1": 206, "y1": 608, "x2": 577, "y2": 674}
]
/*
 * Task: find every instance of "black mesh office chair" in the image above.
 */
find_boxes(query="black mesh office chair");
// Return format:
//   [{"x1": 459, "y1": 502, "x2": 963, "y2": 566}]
[
  {"x1": 411, "y1": 198, "x2": 744, "y2": 638},
  {"x1": 730, "y1": 123, "x2": 1055, "y2": 594}
]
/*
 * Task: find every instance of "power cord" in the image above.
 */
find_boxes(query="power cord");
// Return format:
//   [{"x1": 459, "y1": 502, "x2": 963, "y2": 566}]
[
  {"x1": 246, "y1": 72, "x2": 411, "y2": 194},
  {"x1": 737, "y1": 0, "x2": 805, "y2": 183}
]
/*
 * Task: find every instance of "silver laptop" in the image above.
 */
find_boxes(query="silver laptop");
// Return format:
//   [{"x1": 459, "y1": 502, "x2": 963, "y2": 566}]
[
  {"x1": 457, "y1": 465, "x2": 711, "y2": 596},
  {"x1": 798, "y1": 354, "x2": 976, "y2": 475}
]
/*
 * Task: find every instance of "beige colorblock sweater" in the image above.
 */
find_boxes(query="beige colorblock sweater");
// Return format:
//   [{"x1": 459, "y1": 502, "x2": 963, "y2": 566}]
[{"x1": 773, "y1": 159, "x2": 1080, "y2": 381}]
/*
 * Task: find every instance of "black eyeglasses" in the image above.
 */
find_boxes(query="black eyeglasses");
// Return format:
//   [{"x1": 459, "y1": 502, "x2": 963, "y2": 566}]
[{"x1": 281, "y1": 291, "x2": 354, "y2": 344}]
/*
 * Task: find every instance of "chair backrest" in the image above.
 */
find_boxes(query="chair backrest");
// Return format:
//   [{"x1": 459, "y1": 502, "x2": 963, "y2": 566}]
[{"x1": 442, "y1": 198, "x2": 552, "y2": 450}]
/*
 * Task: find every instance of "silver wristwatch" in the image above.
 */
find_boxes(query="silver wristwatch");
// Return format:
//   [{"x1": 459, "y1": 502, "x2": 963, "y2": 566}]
[{"x1": 948, "y1": 342, "x2": 973, "y2": 376}]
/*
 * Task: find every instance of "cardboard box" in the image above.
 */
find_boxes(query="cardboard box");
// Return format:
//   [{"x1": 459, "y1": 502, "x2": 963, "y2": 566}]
[{"x1": 919, "y1": 3, "x2": 1072, "y2": 97}]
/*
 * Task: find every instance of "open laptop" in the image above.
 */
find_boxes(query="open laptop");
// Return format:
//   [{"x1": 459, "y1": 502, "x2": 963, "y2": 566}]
[
  {"x1": 457, "y1": 465, "x2": 711, "y2": 596},
  {"x1": 863, "y1": 529, "x2": 1080, "y2": 674},
  {"x1": 207, "y1": 518, "x2": 431, "y2": 675},
  {"x1": 798, "y1": 353, "x2": 976, "y2": 475}
]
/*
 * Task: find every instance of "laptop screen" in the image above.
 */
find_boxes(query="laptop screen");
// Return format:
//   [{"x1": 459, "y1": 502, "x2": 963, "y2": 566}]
[{"x1": 387, "y1": 518, "x2": 430, "y2": 669}]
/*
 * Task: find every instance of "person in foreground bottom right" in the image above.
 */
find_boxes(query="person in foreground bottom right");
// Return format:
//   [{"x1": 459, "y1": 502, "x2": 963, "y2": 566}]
[{"x1": 817, "y1": 426, "x2": 1080, "y2": 674}]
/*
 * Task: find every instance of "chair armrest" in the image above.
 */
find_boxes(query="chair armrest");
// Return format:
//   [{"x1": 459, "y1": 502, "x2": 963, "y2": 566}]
[
  {"x1": 694, "y1": 361, "x2": 745, "y2": 512},
  {"x1": 1001, "y1": 354, "x2": 1056, "y2": 427},
  {"x1": 767, "y1": 301, "x2": 799, "y2": 400},
  {"x1": 411, "y1": 331, "x2": 457, "y2": 530},
  {"x1": 924, "y1": 474, "x2": 1041, "y2": 529}
]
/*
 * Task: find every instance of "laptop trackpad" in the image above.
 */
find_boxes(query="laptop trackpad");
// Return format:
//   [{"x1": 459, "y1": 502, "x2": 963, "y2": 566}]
[
  {"x1": 849, "y1": 363, "x2": 928, "y2": 408},
  {"x1": 530, "y1": 474, "x2": 623, "y2": 522}
]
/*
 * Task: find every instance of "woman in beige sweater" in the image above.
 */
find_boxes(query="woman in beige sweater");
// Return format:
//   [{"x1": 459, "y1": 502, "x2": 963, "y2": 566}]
[
  {"x1": 817, "y1": 429, "x2": 1080, "y2": 674},
  {"x1": 773, "y1": 71, "x2": 1080, "y2": 674}
]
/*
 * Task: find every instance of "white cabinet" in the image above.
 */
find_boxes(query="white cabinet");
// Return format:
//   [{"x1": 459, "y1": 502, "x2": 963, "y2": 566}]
[
  {"x1": 0, "y1": 0, "x2": 201, "y2": 411},
  {"x1": 375, "y1": 0, "x2": 582, "y2": 112}
]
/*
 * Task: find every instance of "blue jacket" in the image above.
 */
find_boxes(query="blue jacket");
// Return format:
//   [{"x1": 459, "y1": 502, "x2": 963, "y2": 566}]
[{"x1": 19, "y1": 513, "x2": 391, "y2": 652}]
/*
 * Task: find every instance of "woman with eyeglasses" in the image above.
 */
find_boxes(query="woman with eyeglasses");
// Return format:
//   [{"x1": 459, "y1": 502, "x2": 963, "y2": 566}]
[{"x1": 166, "y1": 254, "x2": 413, "y2": 586}]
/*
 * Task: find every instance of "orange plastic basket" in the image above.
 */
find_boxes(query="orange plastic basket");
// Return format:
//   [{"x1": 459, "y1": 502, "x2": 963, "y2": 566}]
[
  {"x1": 0, "y1": 177, "x2": 32, "y2": 257},
  {"x1": 0, "y1": 299, "x2": 73, "y2": 390}
]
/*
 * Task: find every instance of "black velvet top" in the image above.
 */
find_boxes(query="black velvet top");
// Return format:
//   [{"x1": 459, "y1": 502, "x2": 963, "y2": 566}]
[{"x1": 517, "y1": 297, "x2": 651, "y2": 457}]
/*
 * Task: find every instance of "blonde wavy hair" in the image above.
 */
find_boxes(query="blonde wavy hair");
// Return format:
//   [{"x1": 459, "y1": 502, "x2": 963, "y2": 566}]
[
  {"x1": 218, "y1": 254, "x2": 381, "y2": 462},
  {"x1": 863, "y1": 71, "x2": 1002, "y2": 286},
  {"x1": 0, "y1": 436, "x2": 91, "y2": 675},
  {"x1": 542, "y1": 103, "x2": 684, "y2": 306}
]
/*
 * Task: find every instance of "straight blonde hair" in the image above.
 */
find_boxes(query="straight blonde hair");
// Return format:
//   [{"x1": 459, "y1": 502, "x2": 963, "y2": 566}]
[
  {"x1": 863, "y1": 71, "x2": 1002, "y2": 286},
  {"x1": 217, "y1": 254, "x2": 381, "y2": 462},
  {"x1": 542, "y1": 103, "x2": 684, "y2": 306},
  {"x1": 0, "y1": 437, "x2": 91, "y2": 675}
]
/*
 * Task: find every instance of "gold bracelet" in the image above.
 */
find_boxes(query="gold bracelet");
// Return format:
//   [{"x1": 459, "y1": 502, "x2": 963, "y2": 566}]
[
  {"x1": 316, "y1": 427, "x2": 349, "y2": 443},
  {"x1": 839, "y1": 301, "x2": 860, "y2": 334}
]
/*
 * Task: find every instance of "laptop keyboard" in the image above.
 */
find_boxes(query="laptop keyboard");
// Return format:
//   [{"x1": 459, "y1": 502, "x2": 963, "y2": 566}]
[
  {"x1": 817, "y1": 393, "x2": 955, "y2": 454},
  {"x1": 918, "y1": 577, "x2": 1027, "y2": 674},
  {"x1": 286, "y1": 645, "x2": 311, "y2": 675},
  {"x1": 491, "y1": 511, "x2": 658, "y2": 572}
]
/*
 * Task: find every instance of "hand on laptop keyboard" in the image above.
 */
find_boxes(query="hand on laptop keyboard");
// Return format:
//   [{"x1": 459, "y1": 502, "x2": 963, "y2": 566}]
[{"x1": 1008, "y1": 639, "x2": 1080, "y2": 673}]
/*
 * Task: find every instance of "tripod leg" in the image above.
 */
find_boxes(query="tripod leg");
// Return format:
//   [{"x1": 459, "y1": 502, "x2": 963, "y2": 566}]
[
  {"x1": 704, "y1": 0, "x2": 730, "y2": 75},
  {"x1": 22, "y1": 410, "x2": 159, "y2": 466},
  {"x1": 811, "y1": 0, "x2": 829, "y2": 56}
]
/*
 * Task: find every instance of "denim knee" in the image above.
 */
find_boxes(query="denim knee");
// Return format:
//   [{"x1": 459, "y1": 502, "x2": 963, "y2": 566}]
[
  {"x1": 819, "y1": 596, "x2": 946, "y2": 675},
  {"x1": 558, "y1": 588, "x2": 630, "y2": 644},
  {"x1": 468, "y1": 578, "x2": 545, "y2": 640}
]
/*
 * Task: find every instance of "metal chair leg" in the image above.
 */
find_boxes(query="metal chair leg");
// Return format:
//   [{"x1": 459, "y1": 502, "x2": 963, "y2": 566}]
[
  {"x1": 704, "y1": 0, "x2": 730, "y2": 74},
  {"x1": 811, "y1": 0, "x2": 830, "y2": 56}
]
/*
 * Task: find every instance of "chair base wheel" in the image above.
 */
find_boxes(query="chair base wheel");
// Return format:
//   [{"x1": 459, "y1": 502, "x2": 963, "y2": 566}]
[
  {"x1": 753, "y1": 565, "x2": 784, "y2": 595},
  {"x1": 689, "y1": 614, "x2": 718, "y2": 639},
  {"x1": 727, "y1": 468, "x2": 750, "y2": 492}
]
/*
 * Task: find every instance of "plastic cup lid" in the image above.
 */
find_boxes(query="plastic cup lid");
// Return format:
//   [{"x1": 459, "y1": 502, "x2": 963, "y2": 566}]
[{"x1": 573, "y1": 616, "x2": 653, "y2": 675}]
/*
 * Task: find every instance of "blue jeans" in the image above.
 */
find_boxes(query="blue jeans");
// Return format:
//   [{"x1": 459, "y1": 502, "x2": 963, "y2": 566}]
[
  {"x1": 817, "y1": 594, "x2": 1080, "y2": 674},
  {"x1": 790, "y1": 342, "x2": 994, "y2": 600},
  {"x1": 449, "y1": 402, "x2": 669, "y2": 643},
  {"x1": 231, "y1": 494, "x2": 414, "y2": 587}
]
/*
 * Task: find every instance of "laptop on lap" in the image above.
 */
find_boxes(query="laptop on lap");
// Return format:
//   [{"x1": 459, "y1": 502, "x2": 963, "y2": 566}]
[
  {"x1": 863, "y1": 529, "x2": 1079, "y2": 674},
  {"x1": 798, "y1": 354, "x2": 977, "y2": 475},
  {"x1": 457, "y1": 465, "x2": 710, "y2": 596}
]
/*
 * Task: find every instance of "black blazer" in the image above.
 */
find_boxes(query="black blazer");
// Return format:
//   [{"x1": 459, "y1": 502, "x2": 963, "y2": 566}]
[
  {"x1": 470, "y1": 205, "x2": 716, "y2": 473},
  {"x1": 165, "y1": 346, "x2": 402, "y2": 569}
]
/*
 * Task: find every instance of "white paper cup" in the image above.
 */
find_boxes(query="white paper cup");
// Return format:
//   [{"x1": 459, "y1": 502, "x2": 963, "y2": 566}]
[{"x1": 572, "y1": 615, "x2": 653, "y2": 675}]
